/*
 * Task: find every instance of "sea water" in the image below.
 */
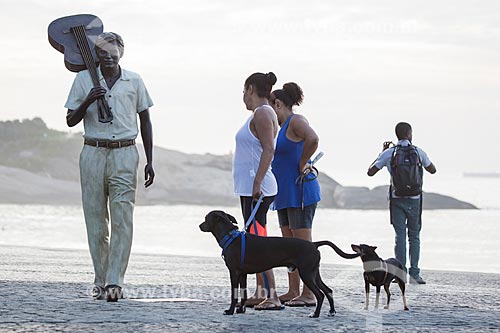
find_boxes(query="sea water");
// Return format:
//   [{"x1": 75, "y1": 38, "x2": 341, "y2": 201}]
[{"x1": 0, "y1": 174, "x2": 498, "y2": 274}]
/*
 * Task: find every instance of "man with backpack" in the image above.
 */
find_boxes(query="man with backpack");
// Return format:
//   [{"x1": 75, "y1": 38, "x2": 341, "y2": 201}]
[{"x1": 367, "y1": 122, "x2": 436, "y2": 284}]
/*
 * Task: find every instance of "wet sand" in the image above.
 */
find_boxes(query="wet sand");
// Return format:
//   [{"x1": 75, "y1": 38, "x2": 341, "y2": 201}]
[{"x1": 0, "y1": 245, "x2": 499, "y2": 332}]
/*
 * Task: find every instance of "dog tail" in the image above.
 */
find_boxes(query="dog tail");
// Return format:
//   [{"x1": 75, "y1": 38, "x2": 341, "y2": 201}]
[{"x1": 314, "y1": 241, "x2": 361, "y2": 259}]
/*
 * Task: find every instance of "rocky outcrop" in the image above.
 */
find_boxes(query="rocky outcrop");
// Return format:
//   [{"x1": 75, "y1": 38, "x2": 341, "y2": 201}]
[
  {"x1": 333, "y1": 185, "x2": 477, "y2": 210},
  {"x1": 0, "y1": 118, "x2": 477, "y2": 209}
]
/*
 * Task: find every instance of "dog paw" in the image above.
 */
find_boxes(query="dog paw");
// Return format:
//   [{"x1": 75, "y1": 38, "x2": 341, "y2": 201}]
[
  {"x1": 404, "y1": 307, "x2": 409, "y2": 311},
  {"x1": 236, "y1": 306, "x2": 246, "y2": 314},
  {"x1": 308, "y1": 312, "x2": 320, "y2": 318},
  {"x1": 384, "y1": 305, "x2": 389, "y2": 309},
  {"x1": 364, "y1": 307, "x2": 369, "y2": 311},
  {"x1": 223, "y1": 309, "x2": 234, "y2": 315},
  {"x1": 327, "y1": 310, "x2": 336, "y2": 317}
]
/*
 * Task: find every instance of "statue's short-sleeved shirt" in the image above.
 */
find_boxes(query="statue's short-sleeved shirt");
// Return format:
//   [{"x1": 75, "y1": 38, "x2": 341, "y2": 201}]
[{"x1": 65, "y1": 67, "x2": 153, "y2": 141}]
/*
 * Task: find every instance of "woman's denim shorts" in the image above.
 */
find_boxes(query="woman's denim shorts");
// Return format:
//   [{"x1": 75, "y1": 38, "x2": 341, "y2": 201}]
[{"x1": 277, "y1": 203, "x2": 317, "y2": 229}]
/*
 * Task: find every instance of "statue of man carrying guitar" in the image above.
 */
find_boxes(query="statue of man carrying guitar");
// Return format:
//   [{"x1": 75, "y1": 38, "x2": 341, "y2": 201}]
[{"x1": 54, "y1": 16, "x2": 155, "y2": 302}]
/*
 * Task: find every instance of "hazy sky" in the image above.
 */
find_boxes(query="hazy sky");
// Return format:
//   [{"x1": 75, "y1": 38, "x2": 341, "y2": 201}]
[{"x1": 1, "y1": 0, "x2": 499, "y2": 187}]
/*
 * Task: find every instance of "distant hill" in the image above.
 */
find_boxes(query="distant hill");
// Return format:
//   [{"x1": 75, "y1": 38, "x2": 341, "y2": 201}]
[
  {"x1": 463, "y1": 172, "x2": 500, "y2": 178},
  {"x1": 0, "y1": 118, "x2": 476, "y2": 209}
]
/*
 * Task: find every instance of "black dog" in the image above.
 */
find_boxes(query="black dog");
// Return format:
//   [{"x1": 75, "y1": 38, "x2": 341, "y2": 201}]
[
  {"x1": 199, "y1": 210, "x2": 360, "y2": 318},
  {"x1": 351, "y1": 244, "x2": 409, "y2": 311}
]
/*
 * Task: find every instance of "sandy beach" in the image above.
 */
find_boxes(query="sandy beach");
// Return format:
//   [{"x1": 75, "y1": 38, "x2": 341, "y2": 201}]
[{"x1": 0, "y1": 245, "x2": 499, "y2": 332}]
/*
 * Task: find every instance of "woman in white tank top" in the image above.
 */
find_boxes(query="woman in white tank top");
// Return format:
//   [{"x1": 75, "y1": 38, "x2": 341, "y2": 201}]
[
  {"x1": 233, "y1": 105, "x2": 278, "y2": 197},
  {"x1": 232, "y1": 72, "x2": 283, "y2": 310}
]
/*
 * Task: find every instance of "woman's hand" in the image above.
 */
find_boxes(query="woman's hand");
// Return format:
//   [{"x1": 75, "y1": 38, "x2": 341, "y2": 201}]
[
  {"x1": 299, "y1": 162, "x2": 313, "y2": 176},
  {"x1": 252, "y1": 181, "x2": 262, "y2": 201}
]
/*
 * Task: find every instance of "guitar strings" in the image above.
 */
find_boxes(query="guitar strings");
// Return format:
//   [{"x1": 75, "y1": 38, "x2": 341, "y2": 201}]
[
  {"x1": 72, "y1": 25, "x2": 110, "y2": 120},
  {"x1": 74, "y1": 25, "x2": 99, "y2": 85},
  {"x1": 73, "y1": 26, "x2": 93, "y2": 77}
]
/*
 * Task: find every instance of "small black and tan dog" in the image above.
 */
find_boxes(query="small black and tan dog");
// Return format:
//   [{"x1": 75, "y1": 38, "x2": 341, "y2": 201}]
[
  {"x1": 200, "y1": 210, "x2": 360, "y2": 318},
  {"x1": 351, "y1": 244, "x2": 409, "y2": 311}
]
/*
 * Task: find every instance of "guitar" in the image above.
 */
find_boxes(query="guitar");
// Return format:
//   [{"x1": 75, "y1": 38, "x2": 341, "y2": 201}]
[{"x1": 48, "y1": 14, "x2": 113, "y2": 123}]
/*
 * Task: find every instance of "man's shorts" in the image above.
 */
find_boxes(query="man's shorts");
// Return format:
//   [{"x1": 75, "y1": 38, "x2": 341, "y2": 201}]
[
  {"x1": 277, "y1": 203, "x2": 317, "y2": 230},
  {"x1": 240, "y1": 196, "x2": 275, "y2": 236}
]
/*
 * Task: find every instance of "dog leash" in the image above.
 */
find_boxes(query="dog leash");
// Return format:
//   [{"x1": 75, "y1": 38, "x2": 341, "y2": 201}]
[
  {"x1": 243, "y1": 193, "x2": 264, "y2": 231},
  {"x1": 294, "y1": 151, "x2": 324, "y2": 184},
  {"x1": 243, "y1": 194, "x2": 271, "y2": 297},
  {"x1": 295, "y1": 152, "x2": 324, "y2": 209},
  {"x1": 240, "y1": 193, "x2": 264, "y2": 268}
]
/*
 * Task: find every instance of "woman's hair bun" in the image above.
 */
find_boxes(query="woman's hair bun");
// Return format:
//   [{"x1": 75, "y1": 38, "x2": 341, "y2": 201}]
[
  {"x1": 266, "y1": 72, "x2": 277, "y2": 85},
  {"x1": 283, "y1": 82, "x2": 304, "y2": 106}
]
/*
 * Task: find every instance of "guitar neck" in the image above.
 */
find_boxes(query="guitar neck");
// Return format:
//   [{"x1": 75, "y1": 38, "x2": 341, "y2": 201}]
[
  {"x1": 70, "y1": 25, "x2": 100, "y2": 87},
  {"x1": 70, "y1": 24, "x2": 113, "y2": 123}
]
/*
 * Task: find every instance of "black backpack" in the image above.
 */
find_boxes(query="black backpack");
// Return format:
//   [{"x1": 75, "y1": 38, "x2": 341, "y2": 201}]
[{"x1": 390, "y1": 145, "x2": 423, "y2": 197}]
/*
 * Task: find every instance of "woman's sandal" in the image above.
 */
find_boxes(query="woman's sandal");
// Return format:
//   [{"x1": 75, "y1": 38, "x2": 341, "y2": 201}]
[
  {"x1": 254, "y1": 300, "x2": 285, "y2": 311},
  {"x1": 284, "y1": 299, "x2": 316, "y2": 307},
  {"x1": 239, "y1": 298, "x2": 266, "y2": 308}
]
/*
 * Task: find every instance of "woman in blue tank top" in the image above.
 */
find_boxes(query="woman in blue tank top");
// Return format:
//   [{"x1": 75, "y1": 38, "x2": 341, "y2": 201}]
[{"x1": 270, "y1": 82, "x2": 321, "y2": 307}]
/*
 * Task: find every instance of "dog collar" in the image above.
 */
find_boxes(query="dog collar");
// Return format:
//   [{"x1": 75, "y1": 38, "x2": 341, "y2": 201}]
[
  {"x1": 219, "y1": 230, "x2": 242, "y2": 255},
  {"x1": 219, "y1": 230, "x2": 246, "y2": 267},
  {"x1": 363, "y1": 260, "x2": 390, "y2": 282},
  {"x1": 381, "y1": 261, "x2": 389, "y2": 282}
]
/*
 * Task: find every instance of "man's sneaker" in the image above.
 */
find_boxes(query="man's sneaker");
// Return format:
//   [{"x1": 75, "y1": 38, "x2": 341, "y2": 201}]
[{"x1": 409, "y1": 276, "x2": 426, "y2": 284}]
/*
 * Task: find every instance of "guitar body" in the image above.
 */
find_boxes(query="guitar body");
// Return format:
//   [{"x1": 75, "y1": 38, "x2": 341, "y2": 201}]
[
  {"x1": 48, "y1": 14, "x2": 113, "y2": 123},
  {"x1": 48, "y1": 14, "x2": 103, "y2": 73}
]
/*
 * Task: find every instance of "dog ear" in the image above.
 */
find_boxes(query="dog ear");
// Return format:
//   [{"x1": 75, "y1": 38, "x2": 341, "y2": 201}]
[
  {"x1": 226, "y1": 213, "x2": 238, "y2": 226},
  {"x1": 351, "y1": 244, "x2": 361, "y2": 253},
  {"x1": 371, "y1": 246, "x2": 377, "y2": 251},
  {"x1": 212, "y1": 211, "x2": 239, "y2": 226},
  {"x1": 211, "y1": 211, "x2": 226, "y2": 223}
]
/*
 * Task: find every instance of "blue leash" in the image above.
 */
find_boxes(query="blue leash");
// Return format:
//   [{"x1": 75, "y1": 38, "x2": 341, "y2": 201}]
[
  {"x1": 244, "y1": 194, "x2": 264, "y2": 231},
  {"x1": 294, "y1": 152, "x2": 324, "y2": 210},
  {"x1": 241, "y1": 193, "x2": 263, "y2": 268},
  {"x1": 246, "y1": 195, "x2": 270, "y2": 297}
]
